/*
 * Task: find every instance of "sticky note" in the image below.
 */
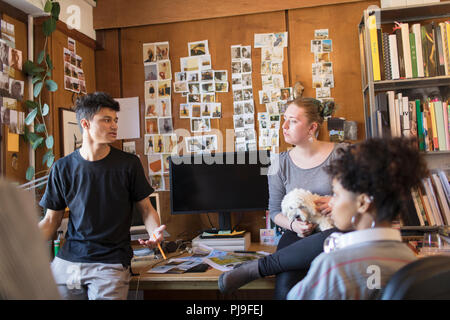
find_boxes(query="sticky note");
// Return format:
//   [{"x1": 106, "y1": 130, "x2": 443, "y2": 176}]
[{"x1": 7, "y1": 132, "x2": 19, "y2": 152}]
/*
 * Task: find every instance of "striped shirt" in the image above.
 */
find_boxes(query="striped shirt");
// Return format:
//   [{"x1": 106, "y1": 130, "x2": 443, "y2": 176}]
[{"x1": 287, "y1": 228, "x2": 417, "y2": 300}]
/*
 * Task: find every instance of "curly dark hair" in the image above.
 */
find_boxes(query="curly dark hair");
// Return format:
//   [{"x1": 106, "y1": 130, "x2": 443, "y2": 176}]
[
  {"x1": 74, "y1": 92, "x2": 120, "y2": 123},
  {"x1": 325, "y1": 137, "x2": 429, "y2": 223}
]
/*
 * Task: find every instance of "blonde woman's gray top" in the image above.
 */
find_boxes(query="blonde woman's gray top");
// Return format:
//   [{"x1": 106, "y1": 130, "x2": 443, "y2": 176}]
[{"x1": 267, "y1": 143, "x2": 347, "y2": 222}]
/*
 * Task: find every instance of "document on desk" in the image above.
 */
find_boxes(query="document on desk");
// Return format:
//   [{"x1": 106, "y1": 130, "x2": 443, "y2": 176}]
[
  {"x1": 147, "y1": 259, "x2": 203, "y2": 274},
  {"x1": 203, "y1": 250, "x2": 270, "y2": 272}
]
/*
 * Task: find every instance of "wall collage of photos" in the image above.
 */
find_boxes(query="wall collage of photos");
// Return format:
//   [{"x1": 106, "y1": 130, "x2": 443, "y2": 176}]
[
  {"x1": 231, "y1": 44, "x2": 257, "y2": 152},
  {"x1": 311, "y1": 29, "x2": 352, "y2": 141},
  {"x1": 142, "y1": 41, "x2": 176, "y2": 192},
  {"x1": 174, "y1": 40, "x2": 228, "y2": 154},
  {"x1": 0, "y1": 19, "x2": 25, "y2": 154},
  {"x1": 311, "y1": 29, "x2": 334, "y2": 105},
  {"x1": 63, "y1": 37, "x2": 87, "y2": 94},
  {"x1": 139, "y1": 31, "x2": 343, "y2": 192},
  {"x1": 254, "y1": 32, "x2": 290, "y2": 151}
]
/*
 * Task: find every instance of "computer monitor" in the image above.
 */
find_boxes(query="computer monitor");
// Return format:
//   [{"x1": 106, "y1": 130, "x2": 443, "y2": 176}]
[
  {"x1": 130, "y1": 193, "x2": 160, "y2": 240},
  {"x1": 169, "y1": 151, "x2": 271, "y2": 231}
]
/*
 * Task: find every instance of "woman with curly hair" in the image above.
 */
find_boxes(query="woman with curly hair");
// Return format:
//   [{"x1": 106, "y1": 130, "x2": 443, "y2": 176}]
[
  {"x1": 219, "y1": 97, "x2": 345, "y2": 298},
  {"x1": 287, "y1": 137, "x2": 428, "y2": 299}
]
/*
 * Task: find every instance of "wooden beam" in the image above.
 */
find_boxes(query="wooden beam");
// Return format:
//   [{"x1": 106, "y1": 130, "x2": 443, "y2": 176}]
[{"x1": 93, "y1": 0, "x2": 370, "y2": 30}]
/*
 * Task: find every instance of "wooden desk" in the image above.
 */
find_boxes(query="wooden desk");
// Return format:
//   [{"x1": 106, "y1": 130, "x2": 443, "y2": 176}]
[{"x1": 129, "y1": 243, "x2": 276, "y2": 291}]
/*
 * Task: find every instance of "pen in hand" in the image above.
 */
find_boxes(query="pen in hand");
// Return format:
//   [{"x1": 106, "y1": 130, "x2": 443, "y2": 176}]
[{"x1": 153, "y1": 232, "x2": 167, "y2": 260}]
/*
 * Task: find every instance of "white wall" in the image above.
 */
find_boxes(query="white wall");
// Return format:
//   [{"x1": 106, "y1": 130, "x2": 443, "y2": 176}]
[{"x1": 25, "y1": 0, "x2": 96, "y2": 40}]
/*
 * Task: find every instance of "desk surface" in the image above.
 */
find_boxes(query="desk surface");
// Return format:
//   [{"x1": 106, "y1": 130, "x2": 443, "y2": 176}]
[{"x1": 130, "y1": 243, "x2": 276, "y2": 291}]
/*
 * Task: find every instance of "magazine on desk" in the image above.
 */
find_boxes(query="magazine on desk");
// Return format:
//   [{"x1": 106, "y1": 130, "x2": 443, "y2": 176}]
[
  {"x1": 147, "y1": 259, "x2": 204, "y2": 274},
  {"x1": 201, "y1": 247, "x2": 270, "y2": 272},
  {"x1": 146, "y1": 245, "x2": 270, "y2": 273}
]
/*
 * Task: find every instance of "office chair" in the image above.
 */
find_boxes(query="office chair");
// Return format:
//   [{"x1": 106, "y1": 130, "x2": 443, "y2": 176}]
[{"x1": 381, "y1": 255, "x2": 450, "y2": 300}]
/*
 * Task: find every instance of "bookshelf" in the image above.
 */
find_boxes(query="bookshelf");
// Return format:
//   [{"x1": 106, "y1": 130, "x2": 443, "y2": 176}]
[
  {"x1": 358, "y1": 2, "x2": 450, "y2": 230},
  {"x1": 359, "y1": 1, "x2": 450, "y2": 140}
]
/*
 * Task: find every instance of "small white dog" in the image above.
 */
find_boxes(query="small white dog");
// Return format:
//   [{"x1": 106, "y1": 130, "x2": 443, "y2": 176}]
[{"x1": 281, "y1": 188, "x2": 334, "y2": 235}]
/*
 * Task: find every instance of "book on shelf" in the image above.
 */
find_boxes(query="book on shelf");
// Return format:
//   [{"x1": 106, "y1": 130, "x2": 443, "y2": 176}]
[
  {"x1": 378, "y1": 29, "x2": 386, "y2": 81},
  {"x1": 375, "y1": 92, "x2": 392, "y2": 137},
  {"x1": 366, "y1": 16, "x2": 450, "y2": 81},
  {"x1": 395, "y1": 93, "x2": 402, "y2": 137},
  {"x1": 418, "y1": 185, "x2": 436, "y2": 226},
  {"x1": 401, "y1": 95, "x2": 411, "y2": 137},
  {"x1": 377, "y1": 91, "x2": 450, "y2": 151},
  {"x1": 422, "y1": 23, "x2": 438, "y2": 77},
  {"x1": 409, "y1": 32, "x2": 418, "y2": 78},
  {"x1": 415, "y1": 99, "x2": 426, "y2": 150},
  {"x1": 382, "y1": 32, "x2": 392, "y2": 80},
  {"x1": 424, "y1": 177, "x2": 445, "y2": 225},
  {"x1": 412, "y1": 23, "x2": 425, "y2": 77},
  {"x1": 409, "y1": 170, "x2": 450, "y2": 228},
  {"x1": 395, "y1": 26, "x2": 406, "y2": 79},
  {"x1": 435, "y1": 22, "x2": 447, "y2": 76},
  {"x1": 389, "y1": 34, "x2": 401, "y2": 80},
  {"x1": 368, "y1": 14, "x2": 382, "y2": 81},
  {"x1": 439, "y1": 22, "x2": 450, "y2": 75},
  {"x1": 433, "y1": 100, "x2": 448, "y2": 150},
  {"x1": 444, "y1": 99, "x2": 450, "y2": 149},
  {"x1": 429, "y1": 101, "x2": 440, "y2": 150},
  {"x1": 400, "y1": 23, "x2": 413, "y2": 78},
  {"x1": 431, "y1": 173, "x2": 450, "y2": 225},
  {"x1": 446, "y1": 22, "x2": 450, "y2": 73},
  {"x1": 411, "y1": 188, "x2": 428, "y2": 226},
  {"x1": 387, "y1": 91, "x2": 399, "y2": 137},
  {"x1": 438, "y1": 170, "x2": 450, "y2": 202}
]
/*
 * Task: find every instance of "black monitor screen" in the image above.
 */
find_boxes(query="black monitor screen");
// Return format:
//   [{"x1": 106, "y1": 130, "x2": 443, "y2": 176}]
[{"x1": 169, "y1": 151, "x2": 270, "y2": 215}]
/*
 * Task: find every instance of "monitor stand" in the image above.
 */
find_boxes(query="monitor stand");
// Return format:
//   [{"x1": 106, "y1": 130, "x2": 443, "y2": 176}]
[
  {"x1": 218, "y1": 212, "x2": 232, "y2": 232},
  {"x1": 202, "y1": 212, "x2": 245, "y2": 235}
]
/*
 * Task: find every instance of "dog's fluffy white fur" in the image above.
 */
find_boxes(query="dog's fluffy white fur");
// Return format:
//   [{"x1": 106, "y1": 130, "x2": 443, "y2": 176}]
[{"x1": 281, "y1": 188, "x2": 334, "y2": 233}]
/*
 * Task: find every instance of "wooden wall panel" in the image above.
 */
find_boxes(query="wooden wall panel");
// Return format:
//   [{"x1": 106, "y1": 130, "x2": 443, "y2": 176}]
[
  {"x1": 95, "y1": 29, "x2": 121, "y2": 97},
  {"x1": 94, "y1": 0, "x2": 370, "y2": 30},
  {"x1": 288, "y1": 0, "x2": 378, "y2": 141},
  {"x1": 120, "y1": 11, "x2": 288, "y2": 240},
  {"x1": 1, "y1": 14, "x2": 29, "y2": 183}
]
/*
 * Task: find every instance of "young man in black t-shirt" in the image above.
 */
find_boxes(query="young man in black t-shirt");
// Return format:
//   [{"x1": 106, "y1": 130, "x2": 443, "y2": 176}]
[{"x1": 39, "y1": 92, "x2": 165, "y2": 300}]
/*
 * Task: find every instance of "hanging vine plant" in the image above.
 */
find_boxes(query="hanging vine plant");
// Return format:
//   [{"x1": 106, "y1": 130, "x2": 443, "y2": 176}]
[{"x1": 22, "y1": 0, "x2": 60, "y2": 181}]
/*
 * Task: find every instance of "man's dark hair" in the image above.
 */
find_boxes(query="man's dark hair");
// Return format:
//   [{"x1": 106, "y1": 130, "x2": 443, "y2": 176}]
[
  {"x1": 325, "y1": 137, "x2": 429, "y2": 224},
  {"x1": 74, "y1": 92, "x2": 120, "y2": 123}
]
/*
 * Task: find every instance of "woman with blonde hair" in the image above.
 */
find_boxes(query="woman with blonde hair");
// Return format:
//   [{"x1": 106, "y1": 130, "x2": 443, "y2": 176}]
[{"x1": 219, "y1": 97, "x2": 344, "y2": 299}]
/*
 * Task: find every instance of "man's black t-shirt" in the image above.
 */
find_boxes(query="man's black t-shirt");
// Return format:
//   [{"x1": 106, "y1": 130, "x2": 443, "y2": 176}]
[{"x1": 40, "y1": 147, "x2": 154, "y2": 266}]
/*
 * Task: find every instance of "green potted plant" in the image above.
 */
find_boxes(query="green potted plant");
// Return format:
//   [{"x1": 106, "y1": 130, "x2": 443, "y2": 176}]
[{"x1": 22, "y1": 0, "x2": 60, "y2": 181}]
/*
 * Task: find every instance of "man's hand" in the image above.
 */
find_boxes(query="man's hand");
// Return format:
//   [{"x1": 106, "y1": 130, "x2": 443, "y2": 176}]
[
  {"x1": 138, "y1": 224, "x2": 166, "y2": 248},
  {"x1": 314, "y1": 196, "x2": 332, "y2": 217}
]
